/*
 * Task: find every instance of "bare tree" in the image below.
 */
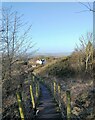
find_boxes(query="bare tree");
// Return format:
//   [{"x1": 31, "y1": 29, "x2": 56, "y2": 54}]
[
  {"x1": 75, "y1": 32, "x2": 93, "y2": 72},
  {"x1": 1, "y1": 7, "x2": 35, "y2": 81},
  {"x1": 77, "y1": 2, "x2": 95, "y2": 116}
]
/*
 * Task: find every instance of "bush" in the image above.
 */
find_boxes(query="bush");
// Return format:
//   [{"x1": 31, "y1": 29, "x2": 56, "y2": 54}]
[{"x1": 46, "y1": 57, "x2": 75, "y2": 78}]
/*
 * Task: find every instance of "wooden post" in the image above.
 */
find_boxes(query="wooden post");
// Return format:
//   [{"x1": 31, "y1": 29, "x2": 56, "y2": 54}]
[
  {"x1": 58, "y1": 84, "x2": 61, "y2": 95},
  {"x1": 36, "y1": 82, "x2": 39, "y2": 98},
  {"x1": 58, "y1": 84, "x2": 61, "y2": 107},
  {"x1": 16, "y1": 92, "x2": 24, "y2": 119},
  {"x1": 54, "y1": 81, "x2": 56, "y2": 97},
  {"x1": 30, "y1": 85, "x2": 35, "y2": 109},
  {"x1": 32, "y1": 75, "x2": 35, "y2": 83},
  {"x1": 66, "y1": 90, "x2": 71, "y2": 120}
]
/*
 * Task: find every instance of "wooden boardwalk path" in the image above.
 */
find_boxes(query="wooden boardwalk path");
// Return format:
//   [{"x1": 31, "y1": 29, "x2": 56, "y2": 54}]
[{"x1": 36, "y1": 84, "x2": 63, "y2": 120}]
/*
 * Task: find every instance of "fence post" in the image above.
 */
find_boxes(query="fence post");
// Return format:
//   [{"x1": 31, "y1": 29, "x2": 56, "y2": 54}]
[
  {"x1": 58, "y1": 84, "x2": 61, "y2": 95},
  {"x1": 36, "y1": 82, "x2": 39, "y2": 98},
  {"x1": 30, "y1": 85, "x2": 35, "y2": 109},
  {"x1": 16, "y1": 92, "x2": 24, "y2": 119},
  {"x1": 54, "y1": 81, "x2": 56, "y2": 97},
  {"x1": 66, "y1": 90, "x2": 71, "y2": 120},
  {"x1": 58, "y1": 84, "x2": 61, "y2": 106},
  {"x1": 32, "y1": 75, "x2": 35, "y2": 83}
]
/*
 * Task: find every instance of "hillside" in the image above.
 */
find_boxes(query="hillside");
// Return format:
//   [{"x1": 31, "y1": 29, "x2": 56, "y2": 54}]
[
  {"x1": 2, "y1": 54, "x2": 94, "y2": 119},
  {"x1": 32, "y1": 55, "x2": 94, "y2": 120}
]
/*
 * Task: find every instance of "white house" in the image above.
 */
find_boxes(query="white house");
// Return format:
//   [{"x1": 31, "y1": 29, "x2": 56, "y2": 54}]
[
  {"x1": 36, "y1": 59, "x2": 46, "y2": 65},
  {"x1": 36, "y1": 60, "x2": 42, "y2": 65}
]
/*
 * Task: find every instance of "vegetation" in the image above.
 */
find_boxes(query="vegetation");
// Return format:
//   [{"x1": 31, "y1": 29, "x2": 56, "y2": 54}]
[
  {"x1": 44, "y1": 57, "x2": 75, "y2": 78},
  {"x1": 1, "y1": 6, "x2": 95, "y2": 120},
  {"x1": 1, "y1": 7, "x2": 35, "y2": 119},
  {"x1": 34, "y1": 32, "x2": 95, "y2": 120},
  {"x1": 40, "y1": 32, "x2": 94, "y2": 81}
]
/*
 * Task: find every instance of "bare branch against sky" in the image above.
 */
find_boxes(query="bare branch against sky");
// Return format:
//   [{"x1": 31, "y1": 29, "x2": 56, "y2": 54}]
[{"x1": 76, "y1": 2, "x2": 95, "y2": 13}]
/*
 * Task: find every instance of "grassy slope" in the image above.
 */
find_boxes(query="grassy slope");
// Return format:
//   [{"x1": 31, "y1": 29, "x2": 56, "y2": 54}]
[
  {"x1": 2, "y1": 56, "x2": 94, "y2": 119},
  {"x1": 33, "y1": 56, "x2": 94, "y2": 120}
]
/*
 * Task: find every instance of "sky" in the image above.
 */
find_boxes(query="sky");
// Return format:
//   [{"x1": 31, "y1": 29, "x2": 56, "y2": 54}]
[{"x1": 2, "y1": 2, "x2": 93, "y2": 55}]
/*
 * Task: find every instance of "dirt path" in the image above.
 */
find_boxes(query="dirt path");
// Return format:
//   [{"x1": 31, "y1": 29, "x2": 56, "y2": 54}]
[{"x1": 36, "y1": 84, "x2": 63, "y2": 120}]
